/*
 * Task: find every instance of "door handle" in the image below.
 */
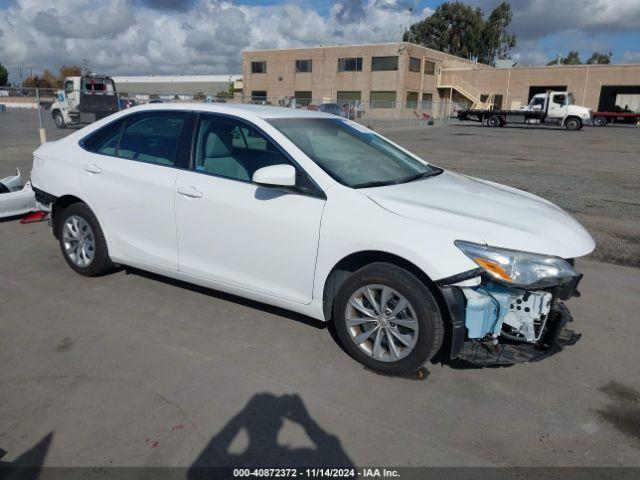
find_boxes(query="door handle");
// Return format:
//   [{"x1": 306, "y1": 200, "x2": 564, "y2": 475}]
[
  {"x1": 177, "y1": 186, "x2": 203, "y2": 198},
  {"x1": 83, "y1": 164, "x2": 102, "y2": 174}
]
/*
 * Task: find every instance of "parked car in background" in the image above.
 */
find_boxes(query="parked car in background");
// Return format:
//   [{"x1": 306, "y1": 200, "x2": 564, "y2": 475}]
[{"x1": 30, "y1": 104, "x2": 594, "y2": 374}]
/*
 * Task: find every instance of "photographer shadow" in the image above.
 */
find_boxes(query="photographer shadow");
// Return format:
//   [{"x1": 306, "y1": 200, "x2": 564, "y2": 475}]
[{"x1": 188, "y1": 393, "x2": 353, "y2": 473}]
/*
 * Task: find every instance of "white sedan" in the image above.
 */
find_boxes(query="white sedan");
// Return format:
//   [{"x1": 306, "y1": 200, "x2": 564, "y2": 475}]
[{"x1": 31, "y1": 104, "x2": 595, "y2": 374}]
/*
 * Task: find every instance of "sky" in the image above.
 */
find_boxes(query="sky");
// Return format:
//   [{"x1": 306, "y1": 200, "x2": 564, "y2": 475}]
[{"x1": 1, "y1": 0, "x2": 639, "y2": 84}]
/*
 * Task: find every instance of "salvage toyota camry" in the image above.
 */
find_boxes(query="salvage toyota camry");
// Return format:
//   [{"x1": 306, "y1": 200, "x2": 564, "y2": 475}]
[{"x1": 30, "y1": 104, "x2": 595, "y2": 374}]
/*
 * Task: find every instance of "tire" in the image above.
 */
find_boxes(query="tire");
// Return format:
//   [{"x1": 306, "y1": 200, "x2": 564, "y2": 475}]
[
  {"x1": 54, "y1": 111, "x2": 66, "y2": 129},
  {"x1": 593, "y1": 116, "x2": 607, "y2": 127},
  {"x1": 487, "y1": 115, "x2": 501, "y2": 127},
  {"x1": 565, "y1": 117, "x2": 581, "y2": 131},
  {"x1": 333, "y1": 262, "x2": 443, "y2": 375},
  {"x1": 57, "y1": 203, "x2": 114, "y2": 277}
]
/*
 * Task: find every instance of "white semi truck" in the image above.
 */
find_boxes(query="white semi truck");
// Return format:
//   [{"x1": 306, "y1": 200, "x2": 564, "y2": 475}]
[
  {"x1": 51, "y1": 75, "x2": 119, "y2": 129},
  {"x1": 457, "y1": 91, "x2": 592, "y2": 130}
]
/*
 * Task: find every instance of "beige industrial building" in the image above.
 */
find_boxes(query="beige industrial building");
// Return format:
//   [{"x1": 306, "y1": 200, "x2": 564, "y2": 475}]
[{"x1": 242, "y1": 42, "x2": 640, "y2": 115}]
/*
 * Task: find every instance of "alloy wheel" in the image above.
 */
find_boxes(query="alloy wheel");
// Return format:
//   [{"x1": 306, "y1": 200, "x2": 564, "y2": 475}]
[
  {"x1": 344, "y1": 284, "x2": 419, "y2": 362},
  {"x1": 62, "y1": 215, "x2": 96, "y2": 268}
]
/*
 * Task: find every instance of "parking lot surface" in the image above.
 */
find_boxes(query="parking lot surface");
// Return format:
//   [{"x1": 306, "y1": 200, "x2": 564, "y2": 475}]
[{"x1": 1, "y1": 111, "x2": 639, "y2": 467}]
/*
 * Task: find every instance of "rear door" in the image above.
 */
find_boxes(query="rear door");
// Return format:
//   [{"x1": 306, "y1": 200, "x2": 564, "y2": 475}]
[
  {"x1": 80, "y1": 111, "x2": 192, "y2": 270},
  {"x1": 174, "y1": 113, "x2": 325, "y2": 303}
]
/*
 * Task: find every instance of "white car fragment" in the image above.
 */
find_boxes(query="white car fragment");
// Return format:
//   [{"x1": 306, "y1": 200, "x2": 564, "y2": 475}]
[{"x1": 0, "y1": 169, "x2": 37, "y2": 219}]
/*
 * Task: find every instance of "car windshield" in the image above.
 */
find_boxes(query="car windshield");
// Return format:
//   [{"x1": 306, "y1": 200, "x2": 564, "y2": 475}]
[{"x1": 268, "y1": 118, "x2": 442, "y2": 188}]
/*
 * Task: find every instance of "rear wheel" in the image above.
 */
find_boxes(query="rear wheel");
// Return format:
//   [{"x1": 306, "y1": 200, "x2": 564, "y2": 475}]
[
  {"x1": 58, "y1": 203, "x2": 114, "y2": 276},
  {"x1": 593, "y1": 116, "x2": 607, "y2": 127},
  {"x1": 565, "y1": 117, "x2": 582, "y2": 131},
  {"x1": 486, "y1": 115, "x2": 501, "y2": 127},
  {"x1": 54, "y1": 111, "x2": 66, "y2": 129},
  {"x1": 333, "y1": 263, "x2": 443, "y2": 375}
]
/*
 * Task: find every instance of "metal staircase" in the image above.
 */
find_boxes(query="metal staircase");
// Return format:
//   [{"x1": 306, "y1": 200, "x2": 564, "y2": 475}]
[{"x1": 438, "y1": 70, "x2": 494, "y2": 110}]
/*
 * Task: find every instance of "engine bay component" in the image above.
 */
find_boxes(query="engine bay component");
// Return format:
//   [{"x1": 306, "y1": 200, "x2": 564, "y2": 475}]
[{"x1": 462, "y1": 283, "x2": 552, "y2": 343}]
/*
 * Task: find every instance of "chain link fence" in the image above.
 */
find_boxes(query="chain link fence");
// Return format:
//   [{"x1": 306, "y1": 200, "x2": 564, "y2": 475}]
[{"x1": 0, "y1": 85, "x2": 469, "y2": 142}]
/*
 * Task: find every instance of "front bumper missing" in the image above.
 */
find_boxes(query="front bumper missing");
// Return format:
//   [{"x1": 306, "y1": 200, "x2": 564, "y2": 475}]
[
  {"x1": 455, "y1": 302, "x2": 580, "y2": 366},
  {"x1": 438, "y1": 272, "x2": 583, "y2": 366}
]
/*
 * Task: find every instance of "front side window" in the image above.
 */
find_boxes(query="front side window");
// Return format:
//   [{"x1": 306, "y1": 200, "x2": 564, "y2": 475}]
[
  {"x1": 371, "y1": 56, "x2": 398, "y2": 71},
  {"x1": 193, "y1": 115, "x2": 293, "y2": 183},
  {"x1": 269, "y1": 118, "x2": 441, "y2": 188},
  {"x1": 65, "y1": 81, "x2": 74, "y2": 94},
  {"x1": 251, "y1": 61, "x2": 266, "y2": 74},
  {"x1": 553, "y1": 94, "x2": 567, "y2": 106},
  {"x1": 338, "y1": 57, "x2": 362, "y2": 72},
  {"x1": 295, "y1": 60, "x2": 312, "y2": 73}
]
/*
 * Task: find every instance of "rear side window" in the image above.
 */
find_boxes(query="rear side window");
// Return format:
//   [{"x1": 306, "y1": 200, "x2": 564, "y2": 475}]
[{"x1": 82, "y1": 112, "x2": 187, "y2": 166}]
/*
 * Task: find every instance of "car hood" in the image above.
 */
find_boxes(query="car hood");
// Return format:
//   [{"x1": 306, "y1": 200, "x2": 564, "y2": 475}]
[{"x1": 361, "y1": 171, "x2": 595, "y2": 259}]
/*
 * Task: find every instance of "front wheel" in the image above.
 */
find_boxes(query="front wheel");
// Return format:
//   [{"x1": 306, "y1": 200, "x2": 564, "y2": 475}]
[
  {"x1": 333, "y1": 263, "x2": 443, "y2": 375},
  {"x1": 58, "y1": 203, "x2": 114, "y2": 276},
  {"x1": 565, "y1": 117, "x2": 582, "y2": 131},
  {"x1": 54, "y1": 112, "x2": 66, "y2": 129}
]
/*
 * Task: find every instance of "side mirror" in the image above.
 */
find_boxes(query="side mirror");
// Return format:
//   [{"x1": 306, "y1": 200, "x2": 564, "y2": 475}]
[{"x1": 252, "y1": 164, "x2": 296, "y2": 187}]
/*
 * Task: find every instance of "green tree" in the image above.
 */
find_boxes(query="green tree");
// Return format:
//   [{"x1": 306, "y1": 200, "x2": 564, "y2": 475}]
[
  {"x1": 0, "y1": 62, "x2": 8, "y2": 86},
  {"x1": 404, "y1": 1, "x2": 516, "y2": 65},
  {"x1": 547, "y1": 51, "x2": 582, "y2": 65},
  {"x1": 586, "y1": 52, "x2": 612, "y2": 64}
]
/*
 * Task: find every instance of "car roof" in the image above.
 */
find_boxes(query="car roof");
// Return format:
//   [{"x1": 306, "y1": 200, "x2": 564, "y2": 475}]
[{"x1": 127, "y1": 102, "x2": 337, "y2": 120}]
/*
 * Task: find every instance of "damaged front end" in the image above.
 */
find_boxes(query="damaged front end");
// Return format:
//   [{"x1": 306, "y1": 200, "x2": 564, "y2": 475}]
[{"x1": 438, "y1": 241, "x2": 583, "y2": 366}]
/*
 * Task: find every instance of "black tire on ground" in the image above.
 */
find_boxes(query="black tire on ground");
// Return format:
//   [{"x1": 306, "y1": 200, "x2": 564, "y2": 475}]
[
  {"x1": 54, "y1": 111, "x2": 66, "y2": 129},
  {"x1": 487, "y1": 115, "x2": 501, "y2": 127},
  {"x1": 593, "y1": 116, "x2": 607, "y2": 127},
  {"x1": 333, "y1": 262, "x2": 444, "y2": 375},
  {"x1": 565, "y1": 117, "x2": 582, "y2": 131},
  {"x1": 57, "y1": 202, "x2": 114, "y2": 277}
]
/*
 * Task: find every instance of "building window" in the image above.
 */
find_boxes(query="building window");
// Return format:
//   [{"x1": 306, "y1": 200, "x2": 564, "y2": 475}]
[
  {"x1": 294, "y1": 91, "x2": 313, "y2": 106},
  {"x1": 406, "y1": 91, "x2": 419, "y2": 108},
  {"x1": 295, "y1": 60, "x2": 312, "y2": 73},
  {"x1": 371, "y1": 56, "x2": 398, "y2": 71},
  {"x1": 409, "y1": 57, "x2": 421, "y2": 73},
  {"x1": 422, "y1": 93, "x2": 433, "y2": 102},
  {"x1": 251, "y1": 61, "x2": 266, "y2": 74},
  {"x1": 424, "y1": 60, "x2": 435, "y2": 75},
  {"x1": 371, "y1": 91, "x2": 397, "y2": 108},
  {"x1": 338, "y1": 57, "x2": 363, "y2": 72},
  {"x1": 251, "y1": 91, "x2": 267, "y2": 103},
  {"x1": 337, "y1": 91, "x2": 361, "y2": 102}
]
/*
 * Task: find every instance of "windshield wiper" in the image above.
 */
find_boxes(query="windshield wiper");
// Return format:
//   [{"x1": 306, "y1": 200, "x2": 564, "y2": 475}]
[
  {"x1": 352, "y1": 168, "x2": 443, "y2": 189},
  {"x1": 395, "y1": 168, "x2": 443, "y2": 184},
  {"x1": 351, "y1": 180, "x2": 397, "y2": 189}
]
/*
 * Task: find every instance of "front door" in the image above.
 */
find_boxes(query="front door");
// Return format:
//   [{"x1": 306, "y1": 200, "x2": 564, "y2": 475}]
[
  {"x1": 547, "y1": 93, "x2": 568, "y2": 118},
  {"x1": 174, "y1": 113, "x2": 325, "y2": 304},
  {"x1": 80, "y1": 111, "x2": 190, "y2": 270}
]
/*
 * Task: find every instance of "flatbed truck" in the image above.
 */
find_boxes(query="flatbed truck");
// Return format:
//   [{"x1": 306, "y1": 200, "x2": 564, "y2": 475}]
[{"x1": 457, "y1": 91, "x2": 592, "y2": 131}]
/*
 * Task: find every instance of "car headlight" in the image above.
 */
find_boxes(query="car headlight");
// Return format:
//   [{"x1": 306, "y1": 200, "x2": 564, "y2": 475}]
[{"x1": 455, "y1": 240, "x2": 578, "y2": 288}]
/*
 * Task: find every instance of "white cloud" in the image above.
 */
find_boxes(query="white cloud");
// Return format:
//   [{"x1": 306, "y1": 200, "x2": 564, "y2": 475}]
[
  {"x1": 0, "y1": 0, "x2": 419, "y2": 78},
  {"x1": 623, "y1": 51, "x2": 640, "y2": 63},
  {"x1": 472, "y1": 0, "x2": 640, "y2": 39}
]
